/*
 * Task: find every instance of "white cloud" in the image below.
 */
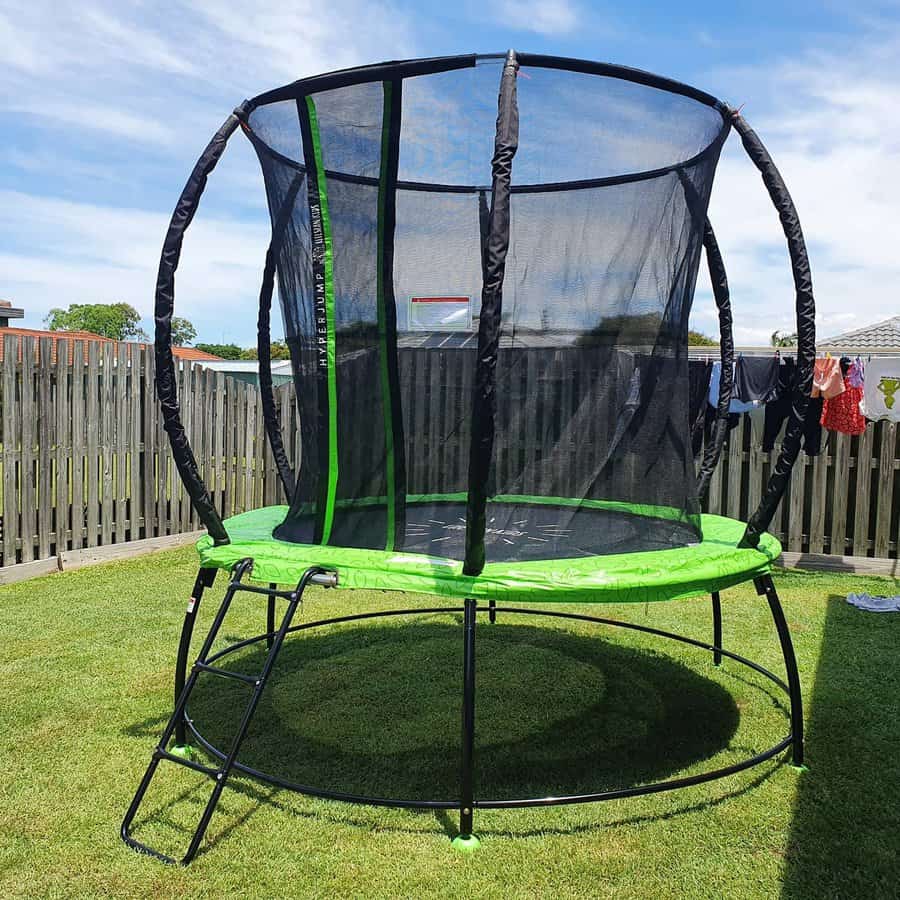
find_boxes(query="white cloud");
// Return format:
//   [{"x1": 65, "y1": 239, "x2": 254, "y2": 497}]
[
  {"x1": 701, "y1": 30, "x2": 900, "y2": 343},
  {"x1": 0, "y1": 190, "x2": 270, "y2": 338},
  {"x1": 11, "y1": 101, "x2": 177, "y2": 146},
  {"x1": 496, "y1": 0, "x2": 580, "y2": 35}
]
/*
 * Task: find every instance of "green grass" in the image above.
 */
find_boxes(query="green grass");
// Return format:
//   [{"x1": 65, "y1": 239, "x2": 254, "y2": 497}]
[{"x1": 1, "y1": 550, "x2": 898, "y2": 899}]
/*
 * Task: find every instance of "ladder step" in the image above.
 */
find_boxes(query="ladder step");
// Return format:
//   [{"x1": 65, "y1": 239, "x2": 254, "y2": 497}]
[
  {"x1": 194, "y1": 661, "x2": 259, "y2": 685},
  {"x1": 156, "y1": 748, "x2": 219, "y2": 778},
  {"x1": 231, "y1": 583, "x2": 293, "y2": 599}
]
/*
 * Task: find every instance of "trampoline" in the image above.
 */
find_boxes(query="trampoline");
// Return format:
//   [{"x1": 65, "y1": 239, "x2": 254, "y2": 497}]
[{"x1": 123, "y1": 51, "x2": 815, "y2": 865}]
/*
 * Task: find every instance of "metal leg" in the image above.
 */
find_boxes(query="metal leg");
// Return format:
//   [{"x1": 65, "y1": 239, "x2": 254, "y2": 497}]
[
  {"x1": 452, "y1": 598, "x2": 480, "y2": 851},
  {"x1": 757, "y1": 575, "x2": 805, "y2": 768},
  {"x1": 266, "y1": 585, "x2": 276, "y2": 649},
  {"x1": 174, "y1": 568, "x2": 217, "y2": 748},
  {"x1": 711, "y1": 591, "x2": 722, "y2": 667},
  {"x1": 488, "y1": 599, "x2": 497, "y2": 624}
]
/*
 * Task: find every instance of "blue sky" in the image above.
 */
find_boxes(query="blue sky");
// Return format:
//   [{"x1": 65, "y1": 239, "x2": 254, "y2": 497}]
[{"x1": 2, "y1": 0, "x2": 898, "y2": 345}]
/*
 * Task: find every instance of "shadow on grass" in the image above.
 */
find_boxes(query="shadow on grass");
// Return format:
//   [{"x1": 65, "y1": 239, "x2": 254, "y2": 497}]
[
  {"x1": 782, "y1": 595, "x2": 900, "y2": 900},
  {"x1": 188, "y1": 620, "x2": 742, "y2": 800},
  {"x1": 127, "y1": 616, "x2": 796, "y2": 857}
]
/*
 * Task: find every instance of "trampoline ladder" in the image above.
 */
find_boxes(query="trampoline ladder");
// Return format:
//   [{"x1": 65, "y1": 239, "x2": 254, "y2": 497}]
[{"x1": 121, "y1": 560, "x2": 335, "y2": 865}]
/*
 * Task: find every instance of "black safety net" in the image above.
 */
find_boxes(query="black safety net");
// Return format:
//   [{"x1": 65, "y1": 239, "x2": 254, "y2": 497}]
[{"x1": 243, "y1": 53, "x2": 731, "y2": 570}]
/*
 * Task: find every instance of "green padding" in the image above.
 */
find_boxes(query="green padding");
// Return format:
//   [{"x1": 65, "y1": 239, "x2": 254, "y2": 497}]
[{"x1": 197, "y1": 506, "x2": 781, "y2": 605}]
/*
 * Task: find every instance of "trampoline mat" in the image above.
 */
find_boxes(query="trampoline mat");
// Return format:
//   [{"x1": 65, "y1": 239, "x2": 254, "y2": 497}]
[
  {"x1": 198, "y1": 505, "x2": 782, "y2": 605},
  {"x1": 272, "y1": 497, "x2": 701, "y2": 562}
]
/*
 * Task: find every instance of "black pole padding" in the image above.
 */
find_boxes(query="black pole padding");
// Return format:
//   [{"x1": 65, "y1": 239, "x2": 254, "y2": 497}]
[
  {"x1": 729, "y1": 113, "x2": 816, "y2": 548},
  {"x1": 696, "y1": 218, "x2": 735, "y2": 499},
  {"x1": 155, "y1": 113, "x2": 241, "y2": 546},
  {"x1": 464, "y1": 50, "x2": 519, "y2": 576},
  {"x1": 257, "y1": 173, "x2": 304, "y2": 501}
]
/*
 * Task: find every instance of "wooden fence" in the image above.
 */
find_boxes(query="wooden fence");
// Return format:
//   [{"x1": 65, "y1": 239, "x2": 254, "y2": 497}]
[{"x1": 0, "y1": 332, "x2": 897, "y2": 570}]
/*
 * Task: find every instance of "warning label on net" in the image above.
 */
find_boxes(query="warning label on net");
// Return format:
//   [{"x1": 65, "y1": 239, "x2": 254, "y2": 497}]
[{"x1": 408, "y1": 296, "x2": 472, "y2": 331}]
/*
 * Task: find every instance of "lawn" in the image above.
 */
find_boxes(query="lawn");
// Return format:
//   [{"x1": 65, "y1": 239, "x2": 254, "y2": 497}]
[{"x1": 1, "y1": 549, "x2": 898, "y2": 899}]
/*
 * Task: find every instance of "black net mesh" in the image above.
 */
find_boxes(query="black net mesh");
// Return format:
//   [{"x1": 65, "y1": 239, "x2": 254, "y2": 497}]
[{"x1": 245, "y1": 56, "x2": 728, "y2": 563}]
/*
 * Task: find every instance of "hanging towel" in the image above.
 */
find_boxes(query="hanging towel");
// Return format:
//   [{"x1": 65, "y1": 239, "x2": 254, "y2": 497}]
[
  {"x1": 709, "y1": 361, "x2": 758, "y2": 414},
  {"x1": 846, "y1": 593, "x2": 900, "y2": 613},
  {"x1": 860, "y1": 357, "x2": 900, "y2": 423},
  {"x1": 735, "y1": 356, "x2": 780, "y2": 404}
]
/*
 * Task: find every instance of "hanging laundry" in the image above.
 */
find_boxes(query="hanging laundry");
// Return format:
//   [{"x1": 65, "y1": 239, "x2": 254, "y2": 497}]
[
  {"x1": 762, "y1": 357, "x2": 824, "y2": 456},
  {"x1": 734, "y1": 355, "x2": 780, "y2": 404},
  {"x1": 821, "y1": 360, "x2": 866, "y2": 435},
  {"x1": 860, "y1": 357, "x2": 900, "y2": 423},
  {"x1": 812, "y1": 357, "x2": 845, "y2": 399},
  {"x1": 689, "y1": 359, "x2": 713, "y2": 456},
  {"x1": 709, "y1": 361, "x2": 758, "y2": 413}
]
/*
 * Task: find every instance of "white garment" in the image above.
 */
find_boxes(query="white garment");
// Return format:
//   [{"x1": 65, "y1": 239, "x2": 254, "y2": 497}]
[
  {"x1": 860, "y1": 357, "x2": 900, "y2": 422},
  {"x1": 846, "y1": 593, "x2": 900, "y2": 612}
]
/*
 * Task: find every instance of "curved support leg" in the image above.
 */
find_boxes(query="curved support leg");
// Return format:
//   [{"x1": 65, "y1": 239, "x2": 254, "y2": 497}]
[
  {"x1": 488, "y1": 599, "x2": 497, "y2": 624},
  {"x1": 711, "y1": 592, "x2": 722, "y2": 667},
  {"x1": 757, "y1": 575, "x2": 805, "y2": 768},
  {"x1": 174, "y1": 568, "x2": 217, "y2": 750},
  {"x1": 452, "y1": 598, "x2": 480, "y2": 851}
]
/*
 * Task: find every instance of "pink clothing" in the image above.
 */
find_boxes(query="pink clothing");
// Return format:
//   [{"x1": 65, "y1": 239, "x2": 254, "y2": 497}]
[{"x1": 812, "y1": 357, "x2": 845, "y2": 399}]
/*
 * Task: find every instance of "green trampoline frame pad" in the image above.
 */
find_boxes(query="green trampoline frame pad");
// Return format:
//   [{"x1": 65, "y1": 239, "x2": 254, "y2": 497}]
[{"x1": 196, "y1": 505, "x2": 781, "y2": 604}]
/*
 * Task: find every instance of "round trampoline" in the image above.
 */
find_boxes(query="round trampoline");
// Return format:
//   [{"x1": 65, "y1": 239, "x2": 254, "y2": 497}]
[{"x1": 123, "y1": 51, "x2": 815, "y2": 865}]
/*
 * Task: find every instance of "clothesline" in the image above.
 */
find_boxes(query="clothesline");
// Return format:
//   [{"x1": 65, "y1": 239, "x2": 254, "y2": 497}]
[{"x1": 688, "y1": 353, "x2": 899, "y2": 458}]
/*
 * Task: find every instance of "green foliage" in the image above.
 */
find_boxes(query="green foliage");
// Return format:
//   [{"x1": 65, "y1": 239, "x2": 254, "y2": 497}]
[
  {"x1": 239, "y1": 341, "x2": 290, "y2": 360},
  {"x1": 688, "y1": 329, "x2": 718, "y2": 347},
  {"x1": 195, "y1": 342, "x2": 244, "y2": 360},
  {"x1": 170, "y1": 317, "x2": 197, "y2": 346},
  {"x1": 44, "y1": 302, "x2": 147, "y2": 341},
  {"x1": 270, "y1": 341, "x2": 290, "y2": 360}
]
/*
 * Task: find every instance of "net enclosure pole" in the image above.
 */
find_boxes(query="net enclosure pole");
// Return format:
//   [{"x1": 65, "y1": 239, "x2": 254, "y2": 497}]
[
  {"x1": 696, "y1": 218, "x2": 735, "y2": 499},
  {"x1": 464, "y1": 50, "x2": 520, "y2": 576},
  {"x1": 674, "y1": 167, "x2": 735, "y2": 500},
  {"x1": 155, "y1": 110, "x2": 247, "y2": 546},
  {"x1": 256, "y1": 171, "x2": 305, "y2": 501},
  {"x1": 376, "y1": 78, "x2": 408, "y2": 551},
  {"x1": 730, "y1": 112, "x2": 816, "y2": 548}
]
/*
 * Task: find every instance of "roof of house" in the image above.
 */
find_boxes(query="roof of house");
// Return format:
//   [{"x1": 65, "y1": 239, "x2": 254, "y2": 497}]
[
  {"x1": 0, "y1": 327, "x2": 223, "y2": 364},
  {"x1": 823, "y1": 316, "x2": 900, "y2": 349},
  {"x1": 196, "y1": 359, "x2": 293, "y2": 372}
]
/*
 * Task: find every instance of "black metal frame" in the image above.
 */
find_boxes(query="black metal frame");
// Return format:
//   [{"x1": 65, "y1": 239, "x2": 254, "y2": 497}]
[{"x1": 122, "y1": 568, "x2": 802, "y2": 864}]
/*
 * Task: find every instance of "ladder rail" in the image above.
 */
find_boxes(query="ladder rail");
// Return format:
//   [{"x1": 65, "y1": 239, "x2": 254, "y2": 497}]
[{"x1": 121, "y1": 561, "x2": 334, "y2": 866}]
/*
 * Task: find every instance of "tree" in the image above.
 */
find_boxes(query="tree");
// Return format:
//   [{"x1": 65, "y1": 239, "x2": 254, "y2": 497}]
[
  {"x1": 45, "y1": 302, "x2": 147, "y2": 341},
  {"x1": 170, "y1": 317, "x2": 197, "y2": 346},
  {"x1": 239, "y1": 341, "x2": 291, "y2": 361},
  {"x1": 195, "y1": 342, "x2": 243, "y2": 360},
  {"x1": 688, "y1": 329, "x2": 717, "y2": 347},
  {"x1": 771, "y1": 330, "x2": 797, "y2": 348}
]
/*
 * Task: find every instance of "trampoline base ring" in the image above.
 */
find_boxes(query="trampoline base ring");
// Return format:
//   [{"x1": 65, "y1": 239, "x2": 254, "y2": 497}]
[
  {"x1": 183, "y1": 596, "x2": 797, "y2": 817},
  {"x1": 122, "y1": 567, "x2": 803, "y2": 864}
]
